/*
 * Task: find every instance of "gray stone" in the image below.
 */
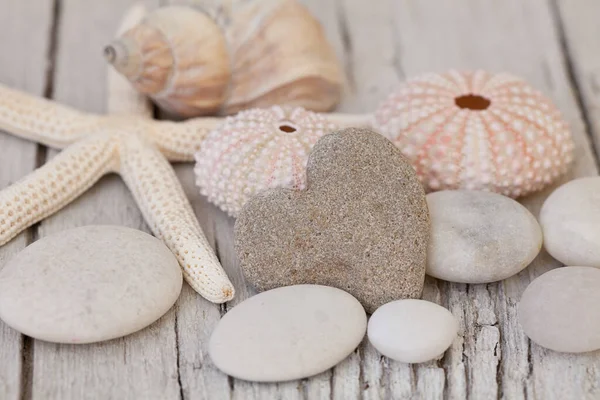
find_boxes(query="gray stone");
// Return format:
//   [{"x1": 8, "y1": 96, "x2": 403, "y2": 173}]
[
  {"x1": 209, "y1": 284, "x2": 367, "y2": 382},
  {"x1": 368, "y1": 299, "x2": 458, "y2": 363},
  {"x1": 0, "y1": 225, "x2": 182, "y2": 344},
  {"x1": 426, "y1": 190, "x2": 542, "y2": 283},
  {"x1": 518, "y1": 266, "x2": 600, "y2": 353},
  {"x1": 235, "y1": 128, "x2": 430, "y2": 313},
  {"x1": 540, "y1": 177, "x2": 600, "y2": 267}
]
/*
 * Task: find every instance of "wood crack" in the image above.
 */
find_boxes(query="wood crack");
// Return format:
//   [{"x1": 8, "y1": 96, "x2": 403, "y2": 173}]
[
  {"x1": 174, "y1": 310, "x2": 185, "y2": 400},
  {"x1": 389, "y1": 10, "x2": 405, "y2": 82},
  {"x1": 335, "y1": 0, "x2": 356, "y2": 93},
  {"x1": 20, "y1": 0, "x2": 62, "y2": 399},
  {"x1": 548, "y1": 0, "x2": 600, "y2": 167}
]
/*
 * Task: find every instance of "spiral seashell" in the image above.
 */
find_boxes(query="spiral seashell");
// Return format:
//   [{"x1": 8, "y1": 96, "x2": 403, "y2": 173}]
[
  {"x1": 222, "y1": 0, "x2": 343, "y2": 115},
  {"x1": 104, "y1": 6, "x2": 230, "y2": 116},
  {"x1": 194, "y1": 106, "x2": 338, "y2": 215},
  {"x1": 105, "y1": 0, "x2": 343, "y2": 117},
  {"x1": 372, "y1": 70, "x2": 575, "y2": 197}
]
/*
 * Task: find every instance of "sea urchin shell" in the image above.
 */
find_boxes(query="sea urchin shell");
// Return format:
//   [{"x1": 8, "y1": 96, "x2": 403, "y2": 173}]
[
  {"x1": 194, "y1": 106, "x2": 337, "y2": 216},
  {"x1": 373, "y1": 70, "x2": 575, "y2": 197}
]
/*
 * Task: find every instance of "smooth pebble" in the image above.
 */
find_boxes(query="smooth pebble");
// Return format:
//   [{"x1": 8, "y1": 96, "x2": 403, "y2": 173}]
[
  {"x1": 209, "y1": 285, "x2": 367, "y2": 382},
  {"x1": 426, "y1": 190, "x2": 542, "y2": 283},
  {"x1": 0, "y1": 225, "x2": 182, "y2": 343},
  {"x1": 540, "y1": 177, "x2": 600, "y2": 266},
  {"x1": 518, "y1": 266, "x2": 600, "y2": 353},
  {"x1": 368, "y1": 299, "x2": 458, "y2": 363}
]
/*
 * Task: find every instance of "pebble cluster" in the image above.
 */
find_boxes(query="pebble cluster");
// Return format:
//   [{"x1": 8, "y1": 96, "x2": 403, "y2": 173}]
[{"x1": 2, "y1": 71, "x2": 599, "y2": 384}]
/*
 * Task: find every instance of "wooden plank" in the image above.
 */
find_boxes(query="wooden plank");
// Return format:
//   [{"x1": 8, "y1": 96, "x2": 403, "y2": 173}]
[
  {"x1": 2, "y1": 0, "x2": 596, "y2": 398},
  {"x1": 0, "y1": 1, "x2": 55, "y2": 399},
  {"x1": 176, "y1": 0, "x2": 600, "y2": 399},
  {"x1": 373, "y1": 1, "x2": 598, "y2": 399},
  {"x1": 26, "y1": 1, "x2": 183, "y2": 399},
  {"x1": 170, "y1": 0, "x2": 353, "y2": 398},
  {"x1": 158, "y1": 0, "x2": 600, "y2": 399},
  {"x1": 554, "y1": 0, "x2": 600, "y2": 157}
]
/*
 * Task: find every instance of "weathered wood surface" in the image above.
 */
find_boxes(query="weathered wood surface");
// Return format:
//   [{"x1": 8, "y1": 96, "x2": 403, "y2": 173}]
[
  {"x1": 0, "y1": 1, "x2": 55, "y2": 399},
  {"x1": 1, "y1": 0, "x2": 600, "y2": 399}
]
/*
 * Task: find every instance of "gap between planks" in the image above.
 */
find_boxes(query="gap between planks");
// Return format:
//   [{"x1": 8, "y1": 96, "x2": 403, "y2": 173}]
[{"x1": 19, "y1": 0, "x2": 62, "y2": 399}]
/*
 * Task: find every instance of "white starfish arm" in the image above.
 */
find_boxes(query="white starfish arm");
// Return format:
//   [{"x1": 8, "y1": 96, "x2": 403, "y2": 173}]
[
  {"x1": 0, "y1": 133, "x2": 118, "y2": 245},
  {"x1": 0, "y1": 83, "x2": 106, "y2": 148},
  {"x1": 148, "y1": 118, "x2": 223, "y2": 162},
  {"x1": 107, "y1": 2, "x2": 153, "y2": 118},
  {"x1": 119, "y1": 133, "x2": 235, "y2": 303}
]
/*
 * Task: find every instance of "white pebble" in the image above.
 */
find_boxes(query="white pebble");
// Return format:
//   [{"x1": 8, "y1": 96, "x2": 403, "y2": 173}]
[
  {"x1": 209, "y1": 285, "x2": 366, "y2": 382},
  {"x1": 0, "y1": 226, "x2": 182, "y2": 343},
  {"x1": 518, "y1": 266, "x2": 600, "y2": 353},
  {"x1": 540, "y1": 177, "x2": 600, "y2": 266},
  {"x1": 426, "y1": 190, "x2": 542, "y2": 283},
  {"x1": 368, "y1": 299, "x2": 458, "y2": 363}
]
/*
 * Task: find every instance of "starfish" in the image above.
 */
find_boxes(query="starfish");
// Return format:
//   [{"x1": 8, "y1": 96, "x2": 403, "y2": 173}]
[{"x1": 0, "y1": 4, "x2": 235, "y2": 304}]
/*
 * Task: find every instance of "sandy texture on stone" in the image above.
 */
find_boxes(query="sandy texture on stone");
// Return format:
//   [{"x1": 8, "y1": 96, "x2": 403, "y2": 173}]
[
  {"x1": 209, "y1": 285, "x2": 367, "y2": 382},
  {"x1": 0, "y1": 225, "x2": 182, "y2": 344},
  {"x1": 518, "y1": 266, "x2": 600, "y2": 353},
  {"x1": 235, "y1": 128, "x2": 429, "y2": 313},
  {"x1": 426, "y1": 190, "x2": 542, "y2": 283},
  {"x1": 540, "y1": 177, "x2": 600, "y2": 267}
]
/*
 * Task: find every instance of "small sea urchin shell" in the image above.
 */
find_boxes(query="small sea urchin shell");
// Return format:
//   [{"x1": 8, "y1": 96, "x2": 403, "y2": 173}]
[
  {"x1": 373, "y1": 70, "x2": 575, "y2": 197},
  {"x1": 194, "y1": 106, "x2": 338, "y2": 215}
]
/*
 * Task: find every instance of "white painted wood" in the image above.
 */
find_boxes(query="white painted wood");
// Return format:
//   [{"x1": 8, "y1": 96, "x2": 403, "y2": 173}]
[
  {"x1": 168, "y1": 0, "x2": 600, "y2": 399},
  {"x1": 1, "y1": 0, "x2": 600, "y2": 398},
  {"x1": 381, "y1": 1, "x2": 600, "y2": 399},
  {"x1": 0, "y1": 1, "x2": 54, "y2": 399},
  {"x1": 27, "y1": 1, "x2": 183, "y2": 399},
  {"x1": 555, "y1": 0, "x2": 600, "y2": 156}
]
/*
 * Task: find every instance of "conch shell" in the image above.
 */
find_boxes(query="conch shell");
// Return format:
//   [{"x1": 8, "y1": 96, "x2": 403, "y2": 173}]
[{"x1": 104, "y1": 0, "x2": 343, "y2": 117}]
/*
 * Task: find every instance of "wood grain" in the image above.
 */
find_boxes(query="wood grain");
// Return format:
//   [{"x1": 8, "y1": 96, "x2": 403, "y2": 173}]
[
  {"x1": 0, "y1": 1, "x2": 55, "y2": 399},
  {"x1": 26, "y1": 1, "x2": 183, "y2": 399},
  {"x1": 555, "y1": 0, "x2": 600, "y2": 158},
  {"x1": 1, "y1": 0, "x2": 600, "y2": 398}
]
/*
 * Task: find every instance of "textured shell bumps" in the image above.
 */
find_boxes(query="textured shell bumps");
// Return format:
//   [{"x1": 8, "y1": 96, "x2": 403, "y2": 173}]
[
  {"x1": 373, "y1": 70, "x2": 575, "y2": 197},
  {"x1": 194, "y1": 106, "x2": 338, "y2": 216}
]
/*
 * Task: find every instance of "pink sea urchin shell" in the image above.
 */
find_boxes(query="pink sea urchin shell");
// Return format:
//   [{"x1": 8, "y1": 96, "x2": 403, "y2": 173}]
[
  {"x1": 373, "y1": 70, "x2": 575, "y2": 197},
  {"x1": 194, "y1": 106, "x2": 338, "y2": 216}
]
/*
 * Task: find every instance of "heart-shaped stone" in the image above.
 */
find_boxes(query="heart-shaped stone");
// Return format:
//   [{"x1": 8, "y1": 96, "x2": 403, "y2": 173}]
[{"x1": 234, "y1": 128, "x2": 430, "y2": 313}]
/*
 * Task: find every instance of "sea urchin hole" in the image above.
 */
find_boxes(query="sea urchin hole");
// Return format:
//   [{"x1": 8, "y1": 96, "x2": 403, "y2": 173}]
[
  {"x1": 454, "y1": 94, "x2": 491, "y2": 111},
  {"x1": 279, "y1": 124, "x2": 297, "y2": 133}
]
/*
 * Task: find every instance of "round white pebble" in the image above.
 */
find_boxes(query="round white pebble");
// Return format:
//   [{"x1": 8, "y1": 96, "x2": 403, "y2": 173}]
[
  {"x1": 518, "y1": 266, "x2": 600, "y2": 353},
  {"x1": 209, "y1": 285, "x2": 367, "y2": 382},
  {"x1": 540, "y1": 177, "x2": 600, "y2": 266},
  {"x1": 426, "y1": 190, "x2": 542, "y2": 283},
  {"x1": 368, "y1": 299, "x2": 458, "y2": 363},
  {"x1": 0, "y1": 225, "x2": 182, "y2": 344}
]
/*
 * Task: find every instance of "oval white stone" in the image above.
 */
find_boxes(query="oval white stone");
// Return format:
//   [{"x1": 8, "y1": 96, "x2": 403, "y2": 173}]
[
  {"x1": 518, "y1": 266, "x2": 600, "y2": 353},
  {"x1": 0, "y1": 225, "x2": 182, "y2": 344},
  {"x1": 368, "y1": 299, "x2": 458, "y2": 363},
  {"x1": 540, "y1": 177, "x2": 600, "y2": 266},
  {"x1": 209, "y1": 285, "x2": 367, "y2": 382},
  {"x1": 426, "y1": 190, "x2": 542, "y2": 283}
]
